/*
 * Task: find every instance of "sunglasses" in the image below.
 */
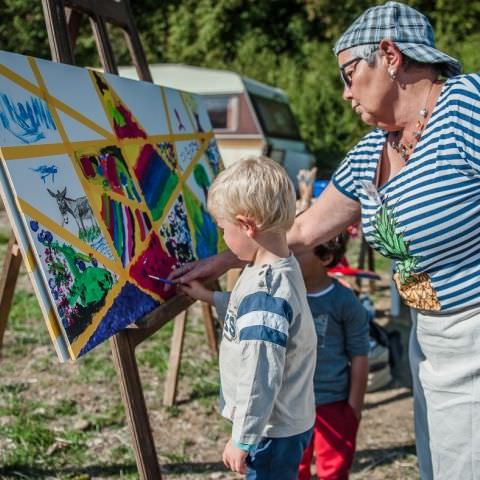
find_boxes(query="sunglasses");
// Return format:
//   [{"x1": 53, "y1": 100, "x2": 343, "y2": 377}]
[{"x1": 339, "y1": 57, "x2": 363, "y2": 87}]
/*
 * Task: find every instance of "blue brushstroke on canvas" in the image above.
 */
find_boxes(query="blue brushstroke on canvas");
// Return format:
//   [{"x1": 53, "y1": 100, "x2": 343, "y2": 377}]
[
  {"x1": 78, "y1": 282, "x2": 160, "y2": 356},
  {"x1": 0, "y1": 93, "x2": 57, "y2": 144},
  {"x1": 195, "y1": 207, "x2": 218, "y2": 259},
  {"x1": 30, "y1": 164, "x2": 58, "y2": 183}
]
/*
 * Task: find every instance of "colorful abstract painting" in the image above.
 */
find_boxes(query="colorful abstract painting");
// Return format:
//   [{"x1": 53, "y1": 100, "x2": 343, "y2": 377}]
[{"x1": 0, "y1": 50, "x2": 225, "y2": 361}]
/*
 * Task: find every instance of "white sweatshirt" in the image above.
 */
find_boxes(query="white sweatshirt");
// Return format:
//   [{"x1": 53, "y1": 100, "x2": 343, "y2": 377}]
[{"x1": 213, "y1": 254, "x2": 316, "y2": 445}]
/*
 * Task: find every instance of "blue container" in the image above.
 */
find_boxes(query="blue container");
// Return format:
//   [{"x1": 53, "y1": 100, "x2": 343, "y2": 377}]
[{"x1": 313, "y1": 179, "x2": 328, "y2": 198}]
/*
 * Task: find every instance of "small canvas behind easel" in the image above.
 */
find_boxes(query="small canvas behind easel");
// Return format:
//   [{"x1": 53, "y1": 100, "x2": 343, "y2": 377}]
[{"x1": 0, "y1": 1, "x2": 222, "y2": 478}]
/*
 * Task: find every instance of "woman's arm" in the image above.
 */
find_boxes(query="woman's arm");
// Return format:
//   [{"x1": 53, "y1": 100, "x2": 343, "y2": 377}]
[
  {"x1": 170, "y1": 183, "x2": 360, "y2": 284},
  {"x1": 288, "y1": 183, "x2": 361, "y2": 254}
]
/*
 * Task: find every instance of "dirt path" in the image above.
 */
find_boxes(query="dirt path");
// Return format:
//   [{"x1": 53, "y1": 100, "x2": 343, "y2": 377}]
[{"x1": 0, "y1": 214, "x2": 419, "y2": 478}]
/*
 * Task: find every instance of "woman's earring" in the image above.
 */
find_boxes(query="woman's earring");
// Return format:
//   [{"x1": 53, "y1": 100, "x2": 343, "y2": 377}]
[{"x1": 388, "y1": 68, "x2": 397, "y2": 80}]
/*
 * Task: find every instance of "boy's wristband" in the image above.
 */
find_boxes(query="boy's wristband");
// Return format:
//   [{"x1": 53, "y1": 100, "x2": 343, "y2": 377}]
[{"x1": 233, "y1": 439, "x2": 257, "y2": 453}]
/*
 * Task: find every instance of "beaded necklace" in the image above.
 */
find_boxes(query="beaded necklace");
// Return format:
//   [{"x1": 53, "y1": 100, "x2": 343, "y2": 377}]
[{"x1": 389, "y1": 81, "x2": 436, "y2": 162}]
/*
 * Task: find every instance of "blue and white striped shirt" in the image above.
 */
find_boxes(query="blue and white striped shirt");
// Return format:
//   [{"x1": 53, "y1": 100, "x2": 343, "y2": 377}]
[{"x1": 333, "y1": 74, "x2": 480, "y2": 313}]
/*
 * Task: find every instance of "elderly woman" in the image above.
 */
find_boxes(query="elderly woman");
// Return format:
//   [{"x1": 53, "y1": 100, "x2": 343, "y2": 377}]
[{"x1": 170, "y1": 2, "x2": 479, "y2": 478}]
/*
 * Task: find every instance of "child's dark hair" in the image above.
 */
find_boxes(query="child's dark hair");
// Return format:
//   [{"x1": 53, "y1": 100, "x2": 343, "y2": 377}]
[{"x1": 313, "y1": 232, "x2": 349, "y2": 268}]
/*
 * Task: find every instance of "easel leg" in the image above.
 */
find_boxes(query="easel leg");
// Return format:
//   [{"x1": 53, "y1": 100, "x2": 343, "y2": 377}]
[
  {"x1": 110, "y1": 331, "x2": 162, "y2": 480},
  {"x1": 226, "y1": 268, "x2": 242, "y2": 291},
  {"x1": 0, "y1": 236, "x2": 22, "y2": 354},
  {"x1": 163, "y1": 311, "x2": 187, "y2": 407},
  {"x1": 201, "y1": 302, "x2": 218, "y2": 356}
]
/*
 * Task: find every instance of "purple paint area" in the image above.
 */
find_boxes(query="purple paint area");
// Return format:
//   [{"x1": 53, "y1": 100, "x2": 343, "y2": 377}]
[{"x1": 79, "y1": 282, "x2": 159, "y2": 356}]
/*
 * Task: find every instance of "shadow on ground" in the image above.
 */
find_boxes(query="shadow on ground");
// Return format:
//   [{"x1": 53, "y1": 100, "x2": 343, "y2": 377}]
[{"x1": 352, "y1": 443, "x2": 417, "y2": 473}]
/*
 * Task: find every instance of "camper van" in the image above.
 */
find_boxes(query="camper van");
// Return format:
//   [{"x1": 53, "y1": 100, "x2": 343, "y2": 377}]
[{"x1": 117, "y1": 64, "x2": 314, "y2": 185}]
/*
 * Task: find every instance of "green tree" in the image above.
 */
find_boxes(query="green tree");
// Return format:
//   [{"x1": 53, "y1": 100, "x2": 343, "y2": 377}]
[{"x1": 0, "y1": 0, "x2": 478, "y2": 175}]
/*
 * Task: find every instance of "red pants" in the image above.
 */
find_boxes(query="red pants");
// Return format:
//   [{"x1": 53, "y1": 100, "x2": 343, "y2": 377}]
[{"x1": 298, "y1": 400, "x2": 360, "y2": 480}]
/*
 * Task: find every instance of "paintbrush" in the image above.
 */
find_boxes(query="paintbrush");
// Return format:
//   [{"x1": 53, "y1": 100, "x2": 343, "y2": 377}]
[{"x1": 147, "y1": 274, "x2": 177, "y2": 286}]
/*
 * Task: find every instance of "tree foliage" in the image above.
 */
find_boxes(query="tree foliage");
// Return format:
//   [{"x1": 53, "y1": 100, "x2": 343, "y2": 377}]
[{"x1": 0, "y1": 0, "x2": 479, "y2": 175}]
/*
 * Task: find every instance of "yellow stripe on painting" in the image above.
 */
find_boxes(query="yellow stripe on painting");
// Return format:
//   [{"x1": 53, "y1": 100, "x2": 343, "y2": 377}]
[
  {"x1": 46, "y1": 307, "x2": 75, "y2": 360},
  {"x1": 179, "y1": 92, "x2": 197, "y2": 132},
  {"x1": 1, "y1": 143, "x2": 68, "y2": 160},
  {"x1": 0, "y1": 62, "x2": 115, "y2": 141},
  {"x1": 160, "y1": 87, "x2": 173, "y2": 134},
  {"x1": 1, "y1": 139, "x2": 118, "y2": 162},
  {"x1": 46, "y1": 307, "x2": 63, "y2": 341},
  {"x1": 27, "y1": 59, "x2": 124, "y2": 269},
  {"x1": 87, "y1": 70, "x2": 148, "y2": 141},
  {"x1": 0, "y1": 64, "x2": 44, "y2": 98},
  {"x1": 30, "y1": 58, "x2": 115, "y2": 141},
  {"x1": 150, "y1": 135, "x2": 210, "y2": 234},
  {"x1": 17, "y1": 198, "x2": 123, "y2": 277},
  {"x1": 24, "y1": 245, "x2": 37, "y2": 273},
  {"x1": 84, "y1": 183, "x2": 146, "y2": 214},
  {"x1": 50, "y1": 96, "x2": 116, "y2": 141},
  {"x1": 69, "y1": 277, "x2": 126, "y2": 358},
  {"x1": 130, "y1": 276, "x2": 166, "y2": 304},
  {"x1": 29, "y1": 58, "x2": 71, "y2": 147}
]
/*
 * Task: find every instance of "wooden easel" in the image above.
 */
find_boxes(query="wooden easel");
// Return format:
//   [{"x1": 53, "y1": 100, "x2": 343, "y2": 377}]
[{"x1": 0, "y1": 1, "x2": 219, "y2": 478}]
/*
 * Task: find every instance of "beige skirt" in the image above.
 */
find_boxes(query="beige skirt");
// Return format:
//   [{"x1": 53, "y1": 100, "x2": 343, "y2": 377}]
[{"x1": 410, "y1": 304, "x2": 480, "y2": 480}]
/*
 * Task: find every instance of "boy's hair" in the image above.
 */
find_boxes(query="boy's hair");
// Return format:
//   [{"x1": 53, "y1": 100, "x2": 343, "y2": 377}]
[
  {"x1": 313, "y1": 232, "x2": 349, "y2": 268},
  {"x1": 207, "y1": 155, "x2": 296, "y2": 233}
]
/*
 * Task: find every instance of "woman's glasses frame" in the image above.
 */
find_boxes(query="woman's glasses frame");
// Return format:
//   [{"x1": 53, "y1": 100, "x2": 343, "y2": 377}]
[{"x1": 339, "y1": 57, "x2": 363, "y2": 87}]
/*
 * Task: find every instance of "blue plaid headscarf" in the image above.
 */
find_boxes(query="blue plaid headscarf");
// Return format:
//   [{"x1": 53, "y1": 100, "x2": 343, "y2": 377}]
[{"x1": 334, "y1": 2, "x2": 462, "y2": 77}]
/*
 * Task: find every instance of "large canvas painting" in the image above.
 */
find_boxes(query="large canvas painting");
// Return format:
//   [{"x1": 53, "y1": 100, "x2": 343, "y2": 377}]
[{"x1": 0, "y1": 50, "x2": 225, "y2": 361}]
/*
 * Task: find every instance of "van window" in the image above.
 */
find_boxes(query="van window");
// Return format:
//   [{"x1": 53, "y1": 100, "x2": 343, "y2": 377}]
[
  {"x1": 202, "y1": 95, "x2": 238, "y2": 130},
  {"x1": 249, "y1": 94, "x2": 301, "y2": 140}
]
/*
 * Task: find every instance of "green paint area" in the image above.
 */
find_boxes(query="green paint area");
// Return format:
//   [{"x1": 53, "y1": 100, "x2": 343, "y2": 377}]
[
  {"x1": 42, "y1": 239, "x2": 115, "y2": 343},
  {"x1": 49, "y1": 242, "x2": 114, "y2": 307},
  {"x1": 78, "y1": 224, "x2": 101, "y2": 243},
  {"x1": 182, "y1": 186, "x2": 218, "y2": 259},
  {"x1": 108, "y1": 100, "x2": 126, "y2": 127}
]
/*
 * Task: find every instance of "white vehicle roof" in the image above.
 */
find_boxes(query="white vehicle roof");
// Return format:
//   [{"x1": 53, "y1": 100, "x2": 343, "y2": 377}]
[{"x1": 117, "y1": 63, "x2": 288, "y2": 102}]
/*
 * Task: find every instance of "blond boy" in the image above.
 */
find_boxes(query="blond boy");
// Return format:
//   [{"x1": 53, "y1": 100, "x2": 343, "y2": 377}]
[{"x1": 179, "y1": 156, "x2": 316, "y2": 479}]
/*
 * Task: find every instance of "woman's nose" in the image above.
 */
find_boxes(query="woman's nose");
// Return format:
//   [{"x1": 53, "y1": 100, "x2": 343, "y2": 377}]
[{"x1": 342, "y1": 84, "x2": 353, "y2": 101}]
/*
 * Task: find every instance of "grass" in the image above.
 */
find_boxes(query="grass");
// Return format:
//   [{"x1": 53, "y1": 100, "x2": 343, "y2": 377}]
[
  {"x1": 0, "y1": 280, "x2": 222, "y2": 478},
  {"x1": 0, "y1": 237, "x2": 413, "y2": 479}
]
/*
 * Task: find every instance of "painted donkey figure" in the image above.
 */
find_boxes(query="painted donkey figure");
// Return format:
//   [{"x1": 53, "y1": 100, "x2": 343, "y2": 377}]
[{"x1": 47, "y1": 187, "x2": 96, "y2": 233}]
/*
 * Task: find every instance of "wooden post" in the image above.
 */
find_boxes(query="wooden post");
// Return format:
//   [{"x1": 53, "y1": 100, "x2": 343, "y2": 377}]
[
  {"x1": 163, "y1": 311, "x2": 187, "y2": 407},
  {"x1": 0, "y1": 237, "x2": 22, "y2": 353},
  {"x1": 201, "y1": 302, "x2": 218, "y2": 356},
  {"x1": 0, "y1": 2, "x2": 222, "y2": 478},
  {"x1": 110, "y1": 331, "x2": 162, "y2": 480}
]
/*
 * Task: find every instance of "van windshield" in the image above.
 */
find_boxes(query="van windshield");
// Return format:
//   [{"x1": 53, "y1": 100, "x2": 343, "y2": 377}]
[{"x1": 249, "y1": 94, "x2": 302, "y2": 140}]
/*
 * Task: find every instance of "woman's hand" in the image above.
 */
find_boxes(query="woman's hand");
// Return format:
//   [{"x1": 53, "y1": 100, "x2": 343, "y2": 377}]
[
  {"x1": 168, "y1": 250, "x2": 242, "y2": 285},
  {"x1": 178, "y1": 280, "x2": 214, "y2": 304}
]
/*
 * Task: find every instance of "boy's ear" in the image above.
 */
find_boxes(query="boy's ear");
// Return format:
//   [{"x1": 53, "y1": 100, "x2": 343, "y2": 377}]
[
  {"x1": 320, "y1": 252, "x2": 334, "y2": 267},
  {"x1": 235, "y1": 214, "x2": 257, "y2": 238}
]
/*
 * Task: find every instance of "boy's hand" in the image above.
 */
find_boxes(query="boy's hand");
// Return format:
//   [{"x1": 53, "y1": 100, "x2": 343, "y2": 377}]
[
  {"x1": 222, "y1": 439, "x2": 248, "y2": 474},
  {"x1": 348, "y1": 400, "x2": 362, "y2": 421},
  {"x1": 178, "y1": 280, "x2": 214, "y2": 304},
  {"x1": 168, "y1": 250, "x2": 241, "y2": 285}
]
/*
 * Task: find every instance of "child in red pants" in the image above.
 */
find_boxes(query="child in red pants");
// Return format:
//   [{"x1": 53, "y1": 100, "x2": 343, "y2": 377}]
[{"x1": 296, "y1": 234, "x2": 369, "y2": 479}]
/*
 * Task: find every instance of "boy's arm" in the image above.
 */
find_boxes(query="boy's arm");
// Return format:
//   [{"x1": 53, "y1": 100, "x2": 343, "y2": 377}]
[
  {"x1": 348, "y1": 355, "x2": 368, "y2": 419},
  {"x1": 179, "y1": 280, "x2": 215, "y2": 304},
  {"x1": 233, "y1": 340, "x2": 287, "y2": 446},
  {"x1": 231, "y1": 293, "x2": 291, "y2": 446},
  {"x1": 212, "y1": 291, "x2": 231, "y2": 322},
  {"x1": 180, "y1": 282, "x2": 231, "y2": 321}
]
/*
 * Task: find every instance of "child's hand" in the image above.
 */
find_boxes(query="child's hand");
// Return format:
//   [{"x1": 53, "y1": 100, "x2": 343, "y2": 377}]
[
  {"x1": 178, "y1": 280, "x2": 214, "y2": 304},
  {"x1": 222, "y1": 439, "x2": 248, "y2": 474}
]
